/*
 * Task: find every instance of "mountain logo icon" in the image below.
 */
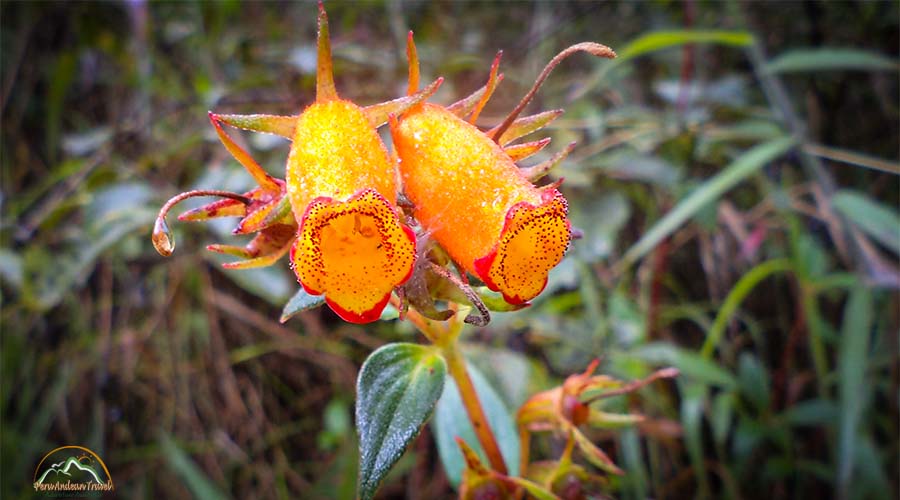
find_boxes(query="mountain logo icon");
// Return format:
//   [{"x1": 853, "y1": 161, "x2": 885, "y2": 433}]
[{"x1": 33, "y1": 445, "x2": 114, "y2": 496}]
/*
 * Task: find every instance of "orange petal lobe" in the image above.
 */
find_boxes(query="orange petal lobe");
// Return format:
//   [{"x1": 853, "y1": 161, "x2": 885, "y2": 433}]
[
  {"x1": 291, "y1": 189, "x2": 416, "y2": 324},
  {"x1": 474, "y1": 190, "x2": 570, "y2": 304}
]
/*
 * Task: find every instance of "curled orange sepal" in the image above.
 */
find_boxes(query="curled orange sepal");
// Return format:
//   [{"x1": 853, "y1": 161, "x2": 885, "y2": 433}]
[{"x1": 291, "y1": 189, "x2": 416, "y2": 324}]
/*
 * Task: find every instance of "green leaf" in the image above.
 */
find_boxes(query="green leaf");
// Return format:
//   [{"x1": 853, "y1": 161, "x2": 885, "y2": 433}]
[
  {"x1": 832, "y1": 190, "x2": 900, "y2": 255},
  {"x1": 432, "y1": 362, "x2": 520, "y2": 488},
  {"x1": 619, "y1": 137, "x2": 795, "y2": 269},
  {"x1": 738, "y1": 353, "x2": 770, "y2": 412},
  {"x1": 701, "y1": 258, "x2": 793, "y2": 358},
  {"x1": 681, "y1": 383, "x2": 711, "y2": 497},
  {"x1": 279, "y1": 287, "x2": 325, "y2": 323},
  {"x1": 837, "y1": 286, "x2": 873, "y2": 494},
  {"x1": 765, "y1": 48, "x2": 899, "y2": 74},
  {"x1": 504, "y1": 476, "x2": 561, "y2": 500},
  {"x1": 356, "y1": 343, "x2": 446, "y2": 500},
  {"x1": 784, "y1": 399, "x2": 837, "y2": 427},
  {"x1": 0, "y1": 249, "x2": 24, "y2": 290},
  {"x1": 159, "y1": 434, "x2": 228, "y2": 500},
  {"x1": 206, "y1": 253, "x2": 293, "y2": 306},
  {"x1": 633, "y1": 342, "x2": 737, "y2": 389},
  {"x1": 617, "y1": 30, "x2": 754, "y2": 62},
  {"x1": 711, "y1": 392, "x2": 735, "y2": 446},
  {"x1": 475, "y1": 286, "x2": 528, "y2": 312},
  {"x1": 217, "y1": 113, "x2": 298, "y2": 139}
]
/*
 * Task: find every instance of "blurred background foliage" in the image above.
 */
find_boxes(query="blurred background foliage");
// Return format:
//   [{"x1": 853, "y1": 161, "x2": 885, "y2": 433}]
[{"x1": 1, "y1": 1, "x2": 898, "y2": 499}]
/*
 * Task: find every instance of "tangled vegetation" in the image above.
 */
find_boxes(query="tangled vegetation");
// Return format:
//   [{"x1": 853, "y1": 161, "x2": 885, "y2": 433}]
[{"x1": 2, "y1": 1, "x2": 897, "y2": 499}]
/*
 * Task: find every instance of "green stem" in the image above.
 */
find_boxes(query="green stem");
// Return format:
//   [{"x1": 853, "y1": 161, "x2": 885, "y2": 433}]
[
  {"x1": 518, "y1": 428, "x2": 530, "y2": 485},
  {"x1": 800, "y1": 283, "x2": 829, "y2": 396},
  {"x1": 389, "y1": 296, "x2": 509, "y2": 475}
]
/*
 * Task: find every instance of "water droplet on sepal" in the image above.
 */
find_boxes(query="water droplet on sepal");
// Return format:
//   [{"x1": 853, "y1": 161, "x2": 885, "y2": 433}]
[{"x1": 152, "y1": 217, "x2": 174, "y2": 257}]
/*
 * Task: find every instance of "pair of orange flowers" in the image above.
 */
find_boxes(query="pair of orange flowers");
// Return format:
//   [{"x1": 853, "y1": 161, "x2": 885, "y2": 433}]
[{"x1": 153, "y1": 5, "x2": 615, "y2": 324}]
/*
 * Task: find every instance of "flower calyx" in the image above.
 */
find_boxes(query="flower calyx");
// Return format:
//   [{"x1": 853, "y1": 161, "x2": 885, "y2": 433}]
[
  {"x1": 390, "y1": 33, "x2": 616, "y2": 306},
  {"x1": 517, "y1": 360, "x2": 678, "y2": 476}
]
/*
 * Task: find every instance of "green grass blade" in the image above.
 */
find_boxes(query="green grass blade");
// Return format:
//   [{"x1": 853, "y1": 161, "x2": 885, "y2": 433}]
[
  {"x1": 159, "y1": 433, "x2": 229, "y2": 500},
  {"x1": 619, "y1": 137, "x2": 795, "y2": 270},
  {"x1": 832, "y1": 190, "x2": 900, "y2": 255},
  {"x1": 682, "y1": 383, "x2": 711, "y2": 498},
  {"x1": 836, "y1": 286, "x2": 873, "y2": 497},
  {"x1": 765, "y1": 48, "x2": 899, "y2": 74},
  {"x1": 618, "y1": 30, "x2": 754, "y2": 62},
  {"x1": 701, "y1": 258, "x2": 793, "y2": 358}
]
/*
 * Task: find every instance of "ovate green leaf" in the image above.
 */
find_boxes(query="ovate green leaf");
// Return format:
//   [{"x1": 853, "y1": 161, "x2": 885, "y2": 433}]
[{"x1": 356, "y1": 343, "x2": 446, "y2": 500}]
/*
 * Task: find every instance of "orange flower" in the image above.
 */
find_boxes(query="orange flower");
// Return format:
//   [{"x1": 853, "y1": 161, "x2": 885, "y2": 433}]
[
  {"x1": 281, "y1": 5, "x2": 419, "y2": 324},
  {"x1": 155, "y1": 4, "x2": 441, "y2": 324},
  {"x1": 390, "y1": 35, "x2": 615, "y2": 305},
  {"x1": 285, "y1": 98, "x2": 416, "y2": 323},
  {"x1": 392, "y1": 104, "x2": 569, "y2": 305}
]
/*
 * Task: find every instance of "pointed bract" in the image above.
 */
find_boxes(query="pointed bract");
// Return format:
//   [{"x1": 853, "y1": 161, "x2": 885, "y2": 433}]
[
  {"x1": 215, "y1": 113, "x2": 298, "y2": 140},
  {"x1": 363, "y1": 77, "x2": 444, "y2": 127},
  {"x1": 315, "y1": 2, "x2": 338, "y2": 102},
  {"x1": 520, "y1": 141, "x2": 576, "y2": 181},
  {"x1": 504, "y1": 137, "x2": 552, "y2": 162},
  {"x1": 487, "y1": 109, "x2": 564, "y2": 145},
  {"x1": 209, "y1": 112, "x2": 281, "y2": 193},
  {"x1": 467, "y1": 51, "x2": 503, "y2": 125}
]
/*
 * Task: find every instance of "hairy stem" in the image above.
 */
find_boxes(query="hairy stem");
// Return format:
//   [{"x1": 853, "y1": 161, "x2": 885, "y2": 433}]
[
  {"x1": 389, "y1": 294, "x2": 445, "y2": 344},
  {"x1": 442, "y1": 341, "x2": 509, "y2": 475},
  {"x1": 392, "y1": 295, "x2": 509, "y2": 475}
]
